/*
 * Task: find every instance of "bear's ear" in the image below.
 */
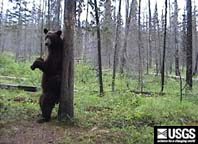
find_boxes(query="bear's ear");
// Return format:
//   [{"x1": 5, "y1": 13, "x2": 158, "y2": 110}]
[
  {"x1": 44, "y1": 28, "x2": 48, "y2": 34},
  {"x1": 56, "y1": 30, "x2": 62, "y2": 36}
]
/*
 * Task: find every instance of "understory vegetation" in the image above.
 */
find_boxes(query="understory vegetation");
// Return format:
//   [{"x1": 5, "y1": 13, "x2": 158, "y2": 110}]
[{"x1": 0, "y1": 54, "x2": 198, "y2": 144}]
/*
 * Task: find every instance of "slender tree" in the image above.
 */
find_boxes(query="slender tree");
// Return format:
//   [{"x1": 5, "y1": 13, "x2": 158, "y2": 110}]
[
  {"x1": 157, "y1": 4, "x2": 162, "y2": 74},
  {"x1": 161, "y1": 0, "x2": 168, "y2": 92},
  {"x1": 58, "y1": 0, "x2": 75, "y2": 121},
  {"x1": 47, "y1": 0, "x2": 51, "y2": 29},
  {"x1": 194, "y1": 53, "x2": 198, "y2": 75},
  {"x1": 103, "y1": 0, "x2": 113, "y2": 68},
  {"x1": 15, "y1": 0, "x2": 22, "y2": 61},
  {"x1": 153, "y1": 2, "x2": 161, "y2": 75},
  {"x1": 148, "y1": 0, "x2": 152, "y2": 69},
  {"x1": 138, "y1": 0, "x2": 143, "y2": 92},
  {"x1": 55, "y1": 0, "x2": 61, "y2": 29},
  {"x1": 181, "y1": 9, "x2": 187, "y2": 72},
  {"x1": 40, "y1": 0, "x2": 45, "y2": 58},
  {"x1": 112, "y1": 0, "x2": 122, "y2": 92},
  {"x1": 0, "y1": 0, "x2": 3, "y2": 51},
  {"x1": 174, "y1": 0, "x2": 179, "y2": 76},
  {"x1": 186, "y1": 0, "x2": 193, "y2": 89},
  {"x1": 81, "y1": 0, "x2": 89, "y2": 61},
  {"x1": 120, "y1": 0, "x2": 134, "y2": 74},
  {"x1": 94, "y1": 0, "x2": 104, "y2": 96},
  {"x1": 193, "y1": 4, "x2": 198, "y2": 75}
]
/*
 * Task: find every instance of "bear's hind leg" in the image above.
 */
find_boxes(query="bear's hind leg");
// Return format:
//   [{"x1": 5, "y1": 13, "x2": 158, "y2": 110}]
[{"x1": 37, "y1": 93, "x2": 56, "y2": 123}]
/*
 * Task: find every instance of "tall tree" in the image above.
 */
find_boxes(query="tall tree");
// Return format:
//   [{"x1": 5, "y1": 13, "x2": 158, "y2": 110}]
[
  {"x1": 194, "y1": 53, "x2": 198, "y2": 75},
  {"x1": 112, "y1": 0, "x2": 122, "y2": 92},
  {"x1": 81, "y1": 0, "x2": 89, "y2": 61},
  {"x1": 15, "y1": 0, "x2": 22, "y2": 61},
  {"x1": 55, "y1": 0, "x2": 61, "y2": 29},
  {"x1": 161, "y1": 0, "x2": 168, "y2": 92},
  {"x1": 94, "y1": 0, "x2": 104, "y2": 96},
  {"x1": 103, "y1": 0, "x2": 113, "y2": 68},
  {"x1": 174, "y1": 0, "x2": 179, "y2": 76},
  {"x1": 193, "y1": 4, "x2": 198, "y2": 75},
  {"x1": 181, "y1": 9, "x2": 187, "y2": 72},
  {"x1": 58, "y1": 0, "x2": 75, "y2": 121},
  {"x1": 120, "y1": 0, "x2": 134, "y2": 74},
  {"x1": 39, "y1": 0, "x2": 45, "y2": 57},
  {"x1": 153, "y1": 2, "x2": 160, "y2": 75},
  {"x1": 148, "y1": 0, "x2": 152, "y2": 69},
  {"x1": 186, "y1": 0, "x2": 193, "y2": 89},
  {"x1": 138, "y1": 0, "x2": 143, "y2": 92},
  {"x1": 47, "y1": 0, "x2": 51, "y2": 29},
  {"x1": 0, "y1": 0, "x2": 3, "y2": 52}
]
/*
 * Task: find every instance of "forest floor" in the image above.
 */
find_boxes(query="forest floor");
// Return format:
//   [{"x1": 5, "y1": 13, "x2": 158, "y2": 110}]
[
  {"x1": 1, "y1": 54, "x2": 198, "y2": 144},
  {"x1": 0, "y1": 120, "x2": 65, "y2": 144},
  {"x1": 1, "y1": 118, "x2": 122, "y2": 144}
]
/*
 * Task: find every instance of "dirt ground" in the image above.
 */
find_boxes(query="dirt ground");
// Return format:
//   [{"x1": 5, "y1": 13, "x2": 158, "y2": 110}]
[
  {"x1": 0, "y1": 119, "x2": 124, "y2": 144},
  {"x1": 0, "y1": 120, "x2": 67, "y2": 144}
]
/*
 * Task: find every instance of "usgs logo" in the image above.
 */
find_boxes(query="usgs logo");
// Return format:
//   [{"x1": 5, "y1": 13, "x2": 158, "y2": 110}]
[{"x1": 154, "y1": 126, "x2": 198, "y2": 144}]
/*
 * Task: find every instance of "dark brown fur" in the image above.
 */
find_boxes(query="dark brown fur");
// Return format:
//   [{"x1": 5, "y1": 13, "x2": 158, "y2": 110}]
[{"x1": 31, "y1": 29, "x2": 63, "y2": 122}]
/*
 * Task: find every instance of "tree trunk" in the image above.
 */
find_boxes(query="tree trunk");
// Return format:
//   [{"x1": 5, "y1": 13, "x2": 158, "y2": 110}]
[
  {"x1": 193, "y1": 4, "x2": 198, "y2": 75},
  {"x1": 58, "y1": 0, "x2": 75, "y2": 121},
  {"x1": 40, "y1": 0, "x2": 45, "y2": 58},
  {"x1": 0, "y1": 0, "x2": 3, "y2": 52},
  {"x1": 94, "y1": 0, "x2": 104, "y2": 96},
  {"x1": 81, "y1": 0, "x2": 89, "y2": 61},
  {"x1": 138, "y1": 0, "x2": 143, "y2": 92},
  {"x1": 112, "y1": 0, "x2": 121, "y2": 92},
  {"x1": 15, "y1": 0, "x2": 22, "y2": 62},
  {"x1": 148, "y1": 0, "x2": 152, "y2": 69},
  {"x1": 161, "y1": 0, "x2": 168, "y2": 92},
  {"x1": 174, "y1": 0, "x2": 179, "y2": 76},
  {"x1": 153, "y1": 3, "x2": 159, "y2": 75},
  {"x1": 194, "y1": 53, "x2": 198, "y2": 75},
  {"x1": 120, "y1": 0, "x2": 133, "y2": 74},
  {"x1": 103, "y1": 0, "x2": 112, "y2": 68},
  {"x1": 181, "y1": 10, "x2": 187, "y2": 72},
  {"x1": 186, "y1": 0, "x2": 193, "y2": 89},
  {"x1": 56, "y1": 0, "x2": 61, "y2": 29},
  {"x1": 47, "y1": 0, "x2": 51, "y2": 29}
]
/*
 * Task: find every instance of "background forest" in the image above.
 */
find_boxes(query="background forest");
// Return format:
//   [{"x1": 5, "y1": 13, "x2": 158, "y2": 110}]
[{"x1": 0, "y1": 0, "x2": 198, "y2": 144}]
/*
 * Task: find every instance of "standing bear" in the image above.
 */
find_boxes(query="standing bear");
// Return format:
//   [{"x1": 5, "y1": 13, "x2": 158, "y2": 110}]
[{"x1": 31, "y1": 28, "x2": 63, "y2": 123}]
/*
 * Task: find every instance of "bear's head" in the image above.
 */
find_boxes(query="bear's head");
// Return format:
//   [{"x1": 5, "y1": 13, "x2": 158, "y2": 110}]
[{"x1": 44, "y1": 28, "x2": 63, "y2": 51}]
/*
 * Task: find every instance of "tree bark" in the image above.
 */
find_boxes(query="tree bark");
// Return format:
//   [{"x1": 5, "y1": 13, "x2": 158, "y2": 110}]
[
  {"x1": 194, "y1": 53, "x2": 198, "y2": 75},
  {"x1": 112, "y1": 0, "x2": 122, "y2": 92},
  {"x1": 120, "y1": 0, "x2": 133, "y2": 74},
  {"x1": 161, "y1": 0, "x2": 168, "y2": 92},
  {"x1": 103, "y1": 0, "x2": 112, "y2": 68},
  {"x1": 181, "y1": 10, "x2": 187, "y2": 72},
  {"x1": 94, "y1": 0, "x2": 104, "y2": 96},
  {"x1": 81, "y1": 0, "x2": 89, "y2": 61},
  {"x1": 58, "y1": 0, "x2": 75, "y2": 121},
  {"x1": 40, "y1": 0, "x2": 45, "y2": 58},
  {"x1": 0, "y1": 0, "x2": 3, "y2": 52},
  {"x1": 47, "y1": 0, "x2": 51, "y2": 29},
  {"x1": 186, "y1": 0, "x2": 193, "y2": 89},
  {"x1": 138, "y1": 0, "x2": 143, "y2": 92},
  {"x1": 153, "y1": 3, "x2": 159, "y2": 75},
  {"x1": 148, "y1": 0, "x2": 152, "y2": 68},
  {"x1": 174, "y1": 0, "x2": 179, "y2": 76}
]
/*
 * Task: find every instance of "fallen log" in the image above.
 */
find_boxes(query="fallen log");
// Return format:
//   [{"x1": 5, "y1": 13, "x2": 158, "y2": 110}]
[
  {"x1": 0, "y1": 75, "x2": 26, "y2": 81},
  {"x1": 131, "y1": 90, "x2": 165, "y2": 96},
  {"x1": 0, "y1": 83, "x2": 39, "y2": 92}
]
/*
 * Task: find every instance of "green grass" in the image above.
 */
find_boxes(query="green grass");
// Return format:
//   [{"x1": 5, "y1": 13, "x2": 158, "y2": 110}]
[{"x1": 1, "y1": 53, "x2": 198, "y2": 144}]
